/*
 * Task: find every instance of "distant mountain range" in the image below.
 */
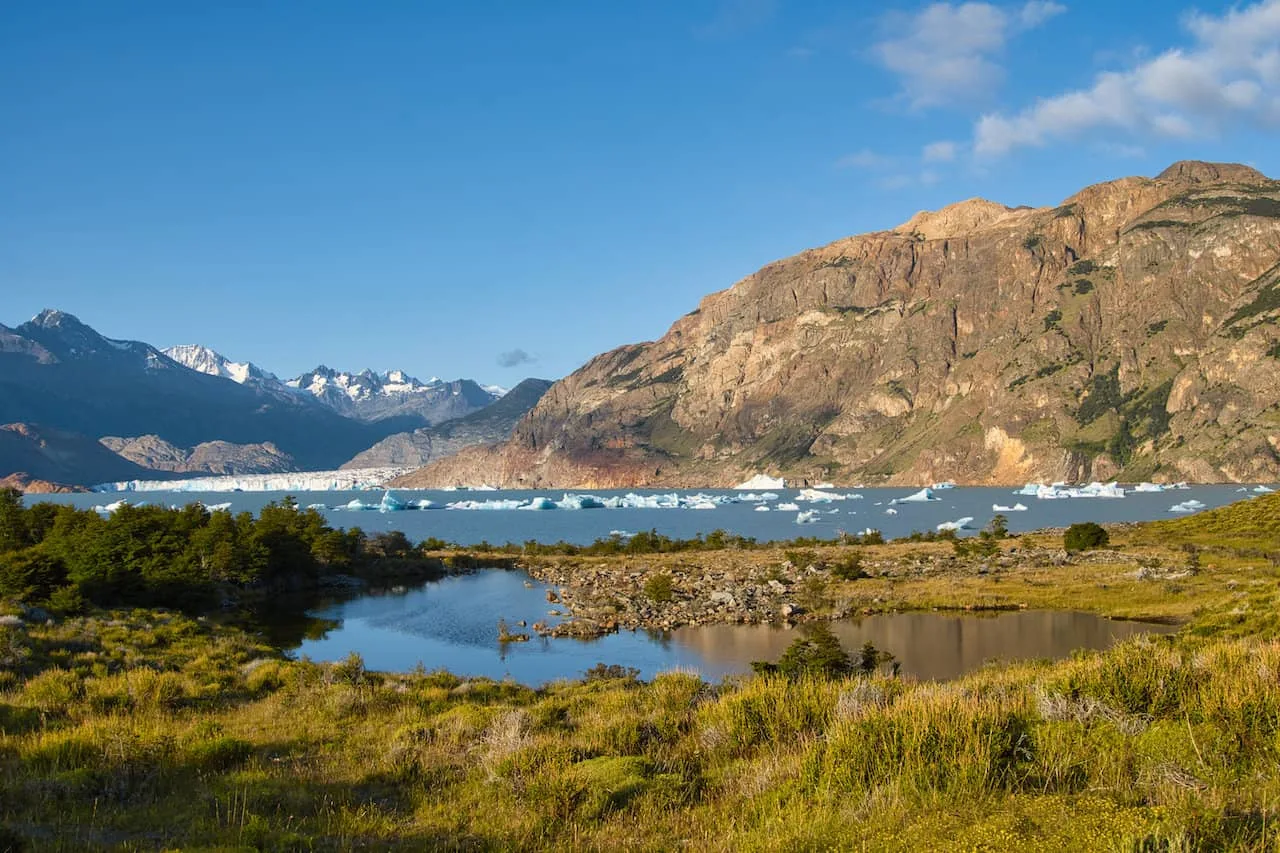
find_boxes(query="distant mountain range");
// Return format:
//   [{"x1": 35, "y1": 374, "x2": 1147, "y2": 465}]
[
  {"x1": 348, "y1": 378, "x2": 554, "y2": 469},
  {"x1": 163, "y1": 345, "x2": 504, "y2": 424},
  {"x1": 0, "y1": 311, "x2": 546, "y2": 489}
]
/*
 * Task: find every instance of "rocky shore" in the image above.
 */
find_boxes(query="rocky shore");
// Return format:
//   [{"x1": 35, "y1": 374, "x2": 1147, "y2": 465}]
[{"x1": 519, "y1": 541, "x2": 1148, "y2": 639}]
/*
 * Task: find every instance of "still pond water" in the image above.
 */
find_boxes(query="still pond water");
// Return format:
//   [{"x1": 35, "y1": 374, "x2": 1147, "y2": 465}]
[{"x1": 292, "y1": 569, "x2": 1177, "y2": 685}]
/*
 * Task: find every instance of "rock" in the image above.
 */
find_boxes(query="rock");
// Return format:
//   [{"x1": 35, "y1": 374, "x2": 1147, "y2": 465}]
[{"x1": 389, "y1": 161, "x2": 1280, "y2": 487}]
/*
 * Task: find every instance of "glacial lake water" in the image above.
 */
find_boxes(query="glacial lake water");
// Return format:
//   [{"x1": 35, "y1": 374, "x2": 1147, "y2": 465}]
[
  {"x1": 32, "y1": 484, "x2": 1268, "y2": 546},
  {"x1": 288, "y1": 569, "x2": 1178, "y2": 684}
]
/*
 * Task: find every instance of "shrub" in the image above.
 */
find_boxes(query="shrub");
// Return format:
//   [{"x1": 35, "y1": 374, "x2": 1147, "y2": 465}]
[
  {"x1": 1064, "y1": 522, "x2": 1109, "y2": 551},
  {"x1": 643, "y1": 573, "x2": 675, "y2": 603},
  {"x1": 830, "y1": 552, "x2": 868, "y2": 581},
  {"x1": 753, "y1": 624, "x2": 854, "y2": 680}
]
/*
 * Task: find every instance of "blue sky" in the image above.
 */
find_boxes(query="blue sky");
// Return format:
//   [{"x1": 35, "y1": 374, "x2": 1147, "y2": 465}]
[{"x1": 4, "y1": 0, "x2": 1279, "y2": 386}]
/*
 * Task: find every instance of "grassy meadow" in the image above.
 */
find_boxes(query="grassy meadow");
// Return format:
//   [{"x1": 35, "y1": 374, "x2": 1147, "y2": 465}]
[{"x1": 3, "y1": 495, "x2": 1280, "y2": 849}]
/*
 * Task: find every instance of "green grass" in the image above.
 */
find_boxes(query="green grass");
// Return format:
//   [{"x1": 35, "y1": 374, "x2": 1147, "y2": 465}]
[{"x1": 5, "y1": 498, "x2": 1280, "y2": 848}]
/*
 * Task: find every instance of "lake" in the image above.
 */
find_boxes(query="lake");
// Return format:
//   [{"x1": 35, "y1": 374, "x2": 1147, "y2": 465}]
[
  {"x1": 30, "y1": 484, "x2": 1267, "y2": 546},
  {"x1": 290, "y1": 569, "x2": 1178, "y2": 685}
]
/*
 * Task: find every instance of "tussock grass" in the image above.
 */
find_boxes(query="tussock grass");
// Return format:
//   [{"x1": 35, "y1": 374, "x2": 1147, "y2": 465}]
[{"x1": 4, "y1": 499, "x2": 1280, "y2": 848}]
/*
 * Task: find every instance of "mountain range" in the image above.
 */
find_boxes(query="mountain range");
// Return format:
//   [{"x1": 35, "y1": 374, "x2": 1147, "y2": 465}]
[
  {"x1": 0, "y1": 312, "x2": 545, "y2": 488},
  {"x1": 394, "y1": 161, "x2": 1280, "y2": 488}
]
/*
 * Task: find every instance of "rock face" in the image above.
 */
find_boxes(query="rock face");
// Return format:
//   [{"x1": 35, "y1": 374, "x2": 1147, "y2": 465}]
[
  {"x1": 405, "y1": 161, "x2": 1280, "y2": 487},
  {"x1": 354, "y1": 378, "x2": 553, "y2": 471},
  {"x1": 0, "y1": 423, "x2": 163, "y2": 488},
  {"x1": 99, "y1": 435, "x2": 296, "y2": 476}
]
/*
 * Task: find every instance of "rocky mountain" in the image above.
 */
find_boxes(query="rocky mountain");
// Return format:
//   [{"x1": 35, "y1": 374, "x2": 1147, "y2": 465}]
[
  {"x1": 287, "y1": 367, "x2": 499, "y2": 424},
  {"x1": 0, "y1": 422, "x2": 164, "y2": 489},
  {"x1": 0, "y1": 311, "x2": 415, "y2": 473},
  {"x1": 99, "y1": 435, "x2": 296, "y2": 476},
  {"x1": 396, "y1": 161, "x2": 1280, "y2": 487},
  {"x1": 346, "y1": 377, "x2": 553, "y2": 469},
  {"x1": 163, "y1": 344, "x2": 281, "y2": 388}
]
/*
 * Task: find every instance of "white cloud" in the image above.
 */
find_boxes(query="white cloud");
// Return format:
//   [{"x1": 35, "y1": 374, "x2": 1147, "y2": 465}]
[
  {"x1": 975, "y1": 0, "x2": 1280, "y2": 155},
  {"x1": 1019, "y1": 1, "x2": 1066, "y2": 28},
  {"x1": 873, "y1": 2, "x2": 1066, "y2": 108},
  {"x1": 923, "y1": 140, "x2": 958, "y2": 162}
]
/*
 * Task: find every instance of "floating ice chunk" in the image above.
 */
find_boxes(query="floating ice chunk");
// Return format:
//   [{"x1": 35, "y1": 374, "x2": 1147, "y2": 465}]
[
  {"x1": 891, "y1": 488, "x2": 939, "y2": 504},
  {"x1": 795, "y1": 510, "x2": 820, "y2": 524},
  {"x1": 1013, "y1": 482, "x2": 1043, "y2": 496},
  {"x1": 379, "y1": 491, "x2": 408, "y2": 512},
  {"x1": 796, "y1": 488, "x2": 863, "y2": 503},
  {"x1": 203, "y1": 502, "x2": 232, "y2": 512},
  {"x1": 473, "y1": 485, "x2": 498, "y2": 491},
  {"x1": 776, "y1": 502, "x2": 800, "y2": 511},
  {"x1": 688, "y1": 500, "x2": 718, "y2": 510},
  {"x1": 754, "y1": 505, "x2": 770, "y2": 512},
  {"x1": 446, "y1": 499, "x2": 527, "y2": 510},
  {"x1": 306, "y1": 503, "x2": 327, "y2": 510},
  {"x1": 936, "y1": 517, "x2": 975, "y2": 532},
  {"x1": 522, "y1": 497, "x2": 558, "y2": 510},
  {"x1": 608, "y1": 530, "x2": 634, "y2": 538},
  {"x1": 1169, "y1": 499, "x2": 1206, "y2": 513},
  {"x1": 735, "y1": 492, "x2": 777, "y2": 502},
  {"x1": 409, "y1": 500, "x2": 436, "y2": 509},
  {"x1": 812, "y1": 482, "x2": 835, "y2": 489},
  {"x1": 93, "y1": 499, "x2": 132, "y2": 515},
  {"x1": 992, "y1": 503, "x2": 1028, "y2": 512},
  {"x1": 884, "y1": 508, "x2": 898, "y2": 515},
  {"x1": 1132, "y1": 482, "x2": 1165, "y2": 493},
  {"x1": 857, "y1": 528, "x2": 880, "y2": 537},
  {"x1": 932, "y1": 481, "x2": 957, "y2": 489},
  {"x1": 555, "y1": 493, "x2": 606, "y2": 509},
  {"x1": 735, "y1": 474, "x2": 786, "y2": 490},
  {"x1": 1169, "y1": 482, "x2": 1190, "y2": 490},
  {"x1": 1253, "y1": 485, "x2": 1275, "y2": 494},
  {"x1": 340, "y1": 499, "x2": 373, "y2": 511}
]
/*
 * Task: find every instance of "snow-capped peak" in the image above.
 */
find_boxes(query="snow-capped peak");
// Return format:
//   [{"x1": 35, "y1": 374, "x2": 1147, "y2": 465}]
[
  {"x1": 164, "y1": 344, "x2": 277, "y2": 385},
  {"x1": 481, "y1": 384, "x2": 509, "y2": 398}
]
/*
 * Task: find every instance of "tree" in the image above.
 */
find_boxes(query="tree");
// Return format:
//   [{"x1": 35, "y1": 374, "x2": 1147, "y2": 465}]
[
  {"x1": 0, "y1": 547, "x2": 68, "y2": 602},
  {"x1": 1064, "y1": 522, "x2": 1109, "y2": 552},
  {"x1": 0, "y1": 489, "x2": 31, "y2": 554}
]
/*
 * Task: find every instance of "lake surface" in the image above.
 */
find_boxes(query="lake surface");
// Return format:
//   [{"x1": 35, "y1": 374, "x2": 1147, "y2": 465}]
[
  {"x1": 30, "y1": 484, "x2": 1267, "y2": 546},
  {"x1": 291, "y1": 570, "x2": 1178, "y2": 685}
]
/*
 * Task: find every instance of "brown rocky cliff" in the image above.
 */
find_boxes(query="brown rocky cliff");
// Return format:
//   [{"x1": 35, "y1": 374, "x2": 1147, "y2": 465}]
[{"x1": 395, "y1": 161, "x2": 1280, "y2": 488}]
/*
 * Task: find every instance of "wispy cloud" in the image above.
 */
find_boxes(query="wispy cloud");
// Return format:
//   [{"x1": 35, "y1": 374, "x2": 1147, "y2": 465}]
[
  {"x1": 497, "y1": 349, "x2": 536, "y2": 368},
  {"x1": 975, "y1": 0, "x2": 1280, "y2": 155},
  {"x1": 922, "y1": 140, "x2": 959, "y2": 162},
  {"x1": 873, "y1": 2, "x2": 1067, "y2": 109}
]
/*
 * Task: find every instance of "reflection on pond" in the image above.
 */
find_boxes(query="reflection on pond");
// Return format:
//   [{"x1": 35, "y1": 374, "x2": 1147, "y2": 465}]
[
  {"x1": 673, "y1": 611, "x2": 1177, "y2": 682},
  {"x1": 281, "y1": 570, "x2": 1178, "y2": 685}
]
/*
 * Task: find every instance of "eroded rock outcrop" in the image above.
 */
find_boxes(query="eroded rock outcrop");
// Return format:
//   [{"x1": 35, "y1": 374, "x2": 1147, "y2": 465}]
[{"x1": 397, "y1": 161, "x2": 1280, "y2": 487}]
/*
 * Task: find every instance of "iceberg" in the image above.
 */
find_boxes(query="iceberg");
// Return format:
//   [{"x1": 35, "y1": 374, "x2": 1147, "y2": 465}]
[
  {"x1": 734, "y1": 474, "x2": 786, "y2": 490},
  {"x1": 884, "y1": 508, "x2": 898, "y2": 515},
  {"x1": 1132, "y1": 482, "x2": 1165, "y2": 493},
  {"x1": 203, "y1": 502, "x2": 233, "y2": 512},
  {"x1": 754, "y1": 505, "x2": 770, "y2": 512},
  {"x1": 776, "y1": 502, "x2": 800, "y2": 511},
  {"x1": 555, "y1": 493, "x2": 607, "y2": 509},
  {"x1": 379, "y1": 491, "x2": 408, "y2": 512},
  {"x1": 936, "y1": 517, "x2": 975, "y2": 532},
  {"x1": 891, "y1": 488, "x2": 939, "y2": 504},
  {"x1": 812, "y1": 482, "x2": 835, "y2": 489},
  {"x1": 1013, "y1": 483, "x2": 1042, "y2": 496},
  {"x1": 796, "y1": 488, "x2": 863, "y2": 503},
  {"x1": 522, "y1": 497, "x2": 558, "y2": 510},
  {"x1": 795, "y1": 510, "x2": 820, "y2": 524},
  {"x1": 92, "y1": 499, "x2": 134, "y2": 515},
  {"x1": 1253, "y1": 485, "x2": 1275, "y2": 494},
  {"x1": 688, "y1": 500, "x2": 719, "y2": 510},
  {"x1": 932, "y1": 481, "x2": 957, "y2": 489},
  {"x1": 992, "y1": 503, "x2": 1028, "y2": 512},
  {"x1": 1170, "y1": 499, "x2": 1206, "y2": 513}
]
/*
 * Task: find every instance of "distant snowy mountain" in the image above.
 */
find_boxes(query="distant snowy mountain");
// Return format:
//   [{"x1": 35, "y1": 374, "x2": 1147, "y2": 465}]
[
  {"x1": 163, "y1": 344, "x2": 280, "y2": 387},
  {"x1": 0, "y1": 309, "x2": 416, "y2": 475},
  {"x1": 286, "y1": 366, "x2": 499, "y2": 424}
]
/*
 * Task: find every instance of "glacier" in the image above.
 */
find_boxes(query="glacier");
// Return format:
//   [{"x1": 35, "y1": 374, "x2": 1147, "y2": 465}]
[{"x1": 94, "y1": 468, "x2": 415, "y2": 493}]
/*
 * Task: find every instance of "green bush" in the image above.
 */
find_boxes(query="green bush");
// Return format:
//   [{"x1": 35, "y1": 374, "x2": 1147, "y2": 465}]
[
  {"x1": 643, "y1": 573, "x2": 674, "y2": 603},
  {"x1": 830, "y1": 552, "x2": 868, "y2": 581},
  {"x1": 753, "y1": 624, "x2": 855, "y2": 680},
  {"x1": 1064, "y1": 522, "x2": 1109, "y2": 551}
]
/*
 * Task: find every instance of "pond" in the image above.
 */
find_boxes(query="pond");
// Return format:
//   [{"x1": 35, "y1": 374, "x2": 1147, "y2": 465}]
[{"x1": 289, "y1": 569, "x2": 1178, "y2": 685}]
